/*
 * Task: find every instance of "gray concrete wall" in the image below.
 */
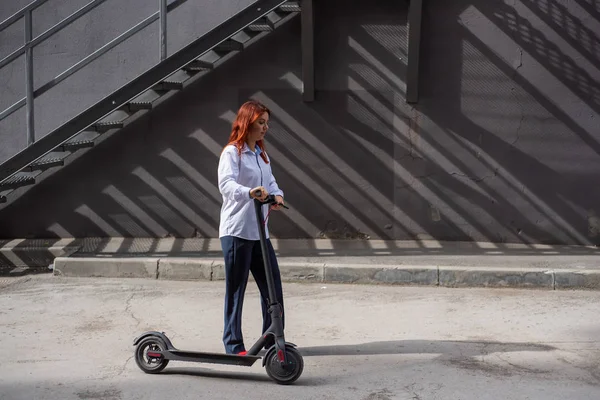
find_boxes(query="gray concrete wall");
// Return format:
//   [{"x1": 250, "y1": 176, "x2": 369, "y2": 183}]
[{"x1": 0, "y1": 0, "x2": 599, "y2": 246}]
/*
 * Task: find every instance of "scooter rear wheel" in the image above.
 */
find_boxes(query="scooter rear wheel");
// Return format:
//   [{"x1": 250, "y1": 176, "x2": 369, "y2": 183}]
[
  {"x1": 135, "y1": 337, "x2": 169, "y2": 374},
  {"x1": 264, "y1": 346, "x2": 304, "y2": 385}
]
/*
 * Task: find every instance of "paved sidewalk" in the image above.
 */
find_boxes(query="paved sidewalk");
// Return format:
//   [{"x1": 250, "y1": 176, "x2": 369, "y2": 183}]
[
  {"x1": 2, "y1": 275, "x2": 600, "y2": 399},
  {"x1": 31, "y1": 237, "x2": 600, "y2": 290}
]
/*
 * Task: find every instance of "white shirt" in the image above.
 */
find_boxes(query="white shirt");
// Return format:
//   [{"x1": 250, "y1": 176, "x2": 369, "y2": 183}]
[{"x1": 218, "y1": 142, "x2": 284, "y2": 240}]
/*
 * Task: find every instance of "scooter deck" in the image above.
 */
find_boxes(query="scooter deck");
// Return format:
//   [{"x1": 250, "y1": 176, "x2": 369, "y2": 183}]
[{"x1": 159, "y1": 349, "x2": 261, "y2": 367}]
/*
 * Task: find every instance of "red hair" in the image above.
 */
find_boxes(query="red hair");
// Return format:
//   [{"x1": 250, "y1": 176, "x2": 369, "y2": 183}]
[{"x1": 225, "y1": 100, "x2": 270, "y2": 164}]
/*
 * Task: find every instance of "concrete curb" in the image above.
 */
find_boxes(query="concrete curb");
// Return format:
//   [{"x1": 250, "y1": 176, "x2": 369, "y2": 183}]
[
  {"x1": 52, "y1": 257, "x2": 600, "y2": 290},
  {"x1": 54, "y1": 257, "x2": 158, "y2": 279}
]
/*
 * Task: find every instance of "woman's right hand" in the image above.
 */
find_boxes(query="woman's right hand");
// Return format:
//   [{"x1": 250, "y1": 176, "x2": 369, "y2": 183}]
[{"x1": 250, "y1": 186, "x2": 268, "y2": 201}]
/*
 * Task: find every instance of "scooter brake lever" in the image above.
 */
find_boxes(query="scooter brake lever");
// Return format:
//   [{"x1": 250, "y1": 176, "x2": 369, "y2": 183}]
[{"x1": 268, "y1": 195, "x2": 289, "y2": 209}]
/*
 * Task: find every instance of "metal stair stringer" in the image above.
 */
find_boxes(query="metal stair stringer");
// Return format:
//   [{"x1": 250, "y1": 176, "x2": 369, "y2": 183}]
[{"x1": 0, "y1": 0, "x2": 301, "y2": 206}]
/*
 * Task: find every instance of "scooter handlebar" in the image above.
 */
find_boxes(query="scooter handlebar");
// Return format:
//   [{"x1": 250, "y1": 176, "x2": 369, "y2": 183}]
[{"x1": 252, "y1": 190, "x2": 288, "y2": 209}]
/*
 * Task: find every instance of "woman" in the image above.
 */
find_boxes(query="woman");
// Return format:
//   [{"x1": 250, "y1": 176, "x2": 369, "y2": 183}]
[{"x1": 217, "y1": 99, "x2": 285, "y2": 355}]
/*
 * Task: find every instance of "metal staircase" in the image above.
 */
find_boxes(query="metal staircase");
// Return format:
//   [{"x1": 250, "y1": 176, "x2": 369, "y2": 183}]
[{"x1": 0, "y1": 0, "x2": 301, "y2": 205}]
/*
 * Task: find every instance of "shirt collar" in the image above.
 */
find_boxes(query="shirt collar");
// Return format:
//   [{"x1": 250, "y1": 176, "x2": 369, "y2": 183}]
[{"x1": 243, "y1": 142, "x2": 262, "y2": 155}]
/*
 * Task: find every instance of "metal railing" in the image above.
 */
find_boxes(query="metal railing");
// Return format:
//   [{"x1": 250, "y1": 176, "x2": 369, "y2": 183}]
[
  {"x1": 0, "y1": 0, "x2": 292, "y2": 184},
  {"x1": 0, "y1": 0, "x2": 180, "y2": 146}
]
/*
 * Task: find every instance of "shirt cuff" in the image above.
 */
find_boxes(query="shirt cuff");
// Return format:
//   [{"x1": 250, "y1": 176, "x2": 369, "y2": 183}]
[{"x1": 237, "y1": 185, "x2": 253, "y2": 202}]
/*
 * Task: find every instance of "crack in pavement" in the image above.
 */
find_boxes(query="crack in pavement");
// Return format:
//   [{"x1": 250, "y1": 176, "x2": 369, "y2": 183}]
[
  {"x1": 98, "y1": 356, "x2": 134, "y2": 381},
  {"x1": 118, "y1": 355, "x2": 134, "y2": 378},
  {"x1": 125, "y1": 293, "x2": 141, "y2": 327}
]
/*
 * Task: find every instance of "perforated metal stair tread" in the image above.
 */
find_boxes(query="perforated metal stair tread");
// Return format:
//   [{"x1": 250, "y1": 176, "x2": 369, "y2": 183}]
[
  {"x1": 0, "y1": 175, "x2": 35, "y2": 190},
  {"x1": 93, "y1": 121, "x2": 123, "y2": 132},
  {"x1": 152, "y1": 81, "x2": 183, "y2": 91},
  {"x1": 182, "y1": 60, "x2": 214, "y2": 72},
  {"x1": 214, "y1": 39, "x2": 244, "y2": 53},
  {"x1": 248, "y1": 19, "x2": 272, "y2": 31},
  {"x1": 28, "y1": 157, "x2": 64, "y2": 170},
  {"x1": 127, "y1": 102, "x2": 153, "y2": 112},
  {"x1": 3, "y1": 175, "x2": 35, "y2": 184},
  {"x1": 94, "y1": 121, "x2": 122, "y2": 126},
  {"x1": 279, "y1": 1, "x2": 301, "y2": 12},
  {"x1": 60, "y1": 140, "x2": 95, "y2": 150}
]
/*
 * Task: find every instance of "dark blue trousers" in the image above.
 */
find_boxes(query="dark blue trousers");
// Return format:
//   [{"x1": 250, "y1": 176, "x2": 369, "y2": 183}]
[{"x1": 220, "y1": 235, "x2": 284, "y2": 354}]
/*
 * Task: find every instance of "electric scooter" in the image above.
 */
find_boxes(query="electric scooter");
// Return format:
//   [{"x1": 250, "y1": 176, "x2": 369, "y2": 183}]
[{"x1": 132, "y1": 191, "x2": 304, "y2": 385}]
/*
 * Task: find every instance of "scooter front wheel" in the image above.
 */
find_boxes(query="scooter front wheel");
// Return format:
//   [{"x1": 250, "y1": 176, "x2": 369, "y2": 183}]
[
  {"x1": 135, "y1": 337, "x2": 169, "y2": 374},
  {"x1": 264, "y1": 345, "x2": 304, "y2": 385}
]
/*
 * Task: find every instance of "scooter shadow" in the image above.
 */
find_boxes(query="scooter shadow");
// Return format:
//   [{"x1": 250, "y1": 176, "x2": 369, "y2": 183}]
[
  {"x1": 297, "y1": 339, "x2": 556, "y2": 357},
  {"x1": 158, "y1": 339, "x2": 553, "y2": 384}
]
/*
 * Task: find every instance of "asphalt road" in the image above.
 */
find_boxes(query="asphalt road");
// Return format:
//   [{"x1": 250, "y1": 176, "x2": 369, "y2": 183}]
[{"x1": 1, "y1": 274, "x2": 599, "y2": 399}]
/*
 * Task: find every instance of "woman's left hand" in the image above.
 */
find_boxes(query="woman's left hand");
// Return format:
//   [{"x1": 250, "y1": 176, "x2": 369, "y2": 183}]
[{"x1": 271, "y1": 195, "x2": 284, "y2": 210}]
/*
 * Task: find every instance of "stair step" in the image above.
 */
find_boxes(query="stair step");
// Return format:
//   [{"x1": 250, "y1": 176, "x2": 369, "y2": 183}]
[
  {"x1": 93, "y1": 121, "x2": 124, "y2": 132},
  {"x1": 182, "y1": 59, "x2": 214, "y2": 73},
  {"x1": 152, "y1": 81, "x2": 183, "y2": 91},
  {"x1": 0, "y1": 175, "x2": 36, "y2": 190},
  {"x1": 127, "y1": 102, "x2": 152, "y2": 112},
  {"x1": 28, "y1": 157, "x2": 64, "y2": 171},
  {"x1": 60, "y1": 139, "x2": 95, "y2": 151},
  {"x1": 280, "y1": 1, "x2": 301, "y2": 12},
  {"x1": 214, "y1": 38, "x2": 244, "y2": 53},
  {"x1": 248, "y1": 18, "x2": 273, "y2": 32}
]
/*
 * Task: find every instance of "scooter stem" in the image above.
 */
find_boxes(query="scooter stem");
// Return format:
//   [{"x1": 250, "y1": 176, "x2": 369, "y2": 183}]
[{"x1": 254, "y1": 198, "x2": 278, "y2": 307}]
